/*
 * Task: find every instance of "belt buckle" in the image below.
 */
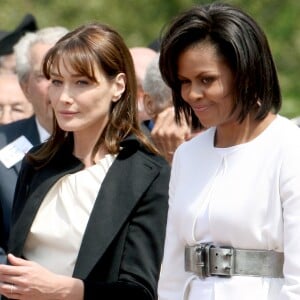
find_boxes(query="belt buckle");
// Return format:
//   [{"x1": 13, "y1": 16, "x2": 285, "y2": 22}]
[
  {"x1": 210, "y1": 246, "x2": 234, "y2": 277},
  {"x1": 185, "y1": 243, "x2": 212, "y2": 278}
]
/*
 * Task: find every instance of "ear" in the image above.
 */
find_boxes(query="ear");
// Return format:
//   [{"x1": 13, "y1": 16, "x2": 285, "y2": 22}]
[
  {"x1": 112, "y1": 73, "x2": 126, "y2": 102},
  {"x1": 20, "y1": 80, "x2": 32, "y2": 103},
  {"x1": 143, "y1": 93, "x2": 156, "y2": 118}
]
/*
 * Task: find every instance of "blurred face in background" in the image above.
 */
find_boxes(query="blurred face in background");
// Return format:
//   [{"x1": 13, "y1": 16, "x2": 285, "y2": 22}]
[
  {"x1": 0, "y1": 73, "x2": 33, "y2": 124},
  {"x1": 0, "y1": 53, "x2": 17, "y2": 74},
  {"x1": 20, "y1": 42, "x2": 54, "y2": 133},
  {"x1": 129, "y1": 47, "x2": 157, "y2": 122}
]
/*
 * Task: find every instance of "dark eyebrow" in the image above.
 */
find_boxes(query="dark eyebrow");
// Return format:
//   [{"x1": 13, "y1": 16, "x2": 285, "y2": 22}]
[
  {"x1": 49, "y1": 71, "x2": 85, "y2": 78},
  {"x1": 49, "y1": 71, "x2": 61, "y2": 77}
]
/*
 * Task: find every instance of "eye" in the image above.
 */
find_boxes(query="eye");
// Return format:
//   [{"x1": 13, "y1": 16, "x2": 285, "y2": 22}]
[
  {"x1": 12, "y1": 105, "x2": 25, "y2": 113},
  {"x1": 201, "y1": 77, "x2": 214, "y2": 84},
  {"x1": 51, "y1": 79, "x2": 62, "y2": 86},
  {"x1": 76, "y1": 80, "x2": 89, "y2": 86},
  {"x1": 178, "y1": 78, "x2": 190, "y2": 85}
]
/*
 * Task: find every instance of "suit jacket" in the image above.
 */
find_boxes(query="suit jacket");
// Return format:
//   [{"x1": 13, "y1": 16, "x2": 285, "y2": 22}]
[
  {"x1": 0, "y1": 116, "x2": 40, "y2": 263},
  {"x1": 8, "y1": 135, "x2": 170, "y2": 300}
]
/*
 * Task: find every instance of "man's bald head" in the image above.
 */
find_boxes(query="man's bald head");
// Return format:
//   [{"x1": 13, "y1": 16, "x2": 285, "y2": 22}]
[{"x1": 130, "y1": 47, "x2": 157, "y2": 122}]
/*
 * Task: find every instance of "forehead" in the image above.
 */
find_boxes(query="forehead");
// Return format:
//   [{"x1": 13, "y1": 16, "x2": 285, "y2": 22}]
[
  {"x1": 0, "y1": 76, "x2": 27, "y2": 102},
  {"x1": 31, "y1": 42, "x2": 54, "y2": 61},
  {"x1": 30, "y1": 42, "x2": 55, "y2": 73},
  {"x1": 50, "y1": 56, "x2": 105, "y2": 82},
  {"x1": 182, "y1": 41, "x2": 220, "y2": 60},
  {"x1": 130, "y1": 47, "x2": 157, "y2": 80},
  {"x1": 178, "y1": 42, "x2": 223, "y2": 71}
]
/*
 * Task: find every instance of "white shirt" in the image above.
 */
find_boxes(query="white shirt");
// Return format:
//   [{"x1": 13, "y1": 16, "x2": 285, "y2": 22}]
[
  {"x1": 23, "y1": 154, "x2": 115, "y2": 276},
  {"x1": 158, "y1": 115, "x2": 300, "y2": 300},
  {"x1": 35, "y1": 117, "x2": 50, "y2": 143}
]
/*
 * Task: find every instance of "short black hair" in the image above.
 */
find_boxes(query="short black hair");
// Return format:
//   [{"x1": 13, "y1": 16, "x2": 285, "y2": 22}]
[{"x1": 159, "y1": 2, "x2": 281, "y2": 128}]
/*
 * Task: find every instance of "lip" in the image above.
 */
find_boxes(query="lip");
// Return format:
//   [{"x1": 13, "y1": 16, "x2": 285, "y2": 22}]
[
  {"x1": 57, "y1": 110, "x2": 78, "y2": 116},
  {"x1": 191, "y1": 104, "x2": 210, "y2": 112}
]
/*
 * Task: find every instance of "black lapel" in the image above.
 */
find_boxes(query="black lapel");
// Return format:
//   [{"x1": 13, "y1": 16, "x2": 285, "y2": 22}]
[{"x1": 73, "y1": 149, "x2": 160, "y2": 278}]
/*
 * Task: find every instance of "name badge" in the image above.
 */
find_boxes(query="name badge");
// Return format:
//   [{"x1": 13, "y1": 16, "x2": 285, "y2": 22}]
[{"x1": 0, "y1": 136, "x2": 33, "y2": 168}]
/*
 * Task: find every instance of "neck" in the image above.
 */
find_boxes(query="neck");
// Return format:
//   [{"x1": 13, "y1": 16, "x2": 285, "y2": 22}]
[
  {"x1": 214, "y1": 112, "x2": 275, "y2": 148},
  {"x1": 73, "y1": 133, "x2": 108, "y2": 168}
]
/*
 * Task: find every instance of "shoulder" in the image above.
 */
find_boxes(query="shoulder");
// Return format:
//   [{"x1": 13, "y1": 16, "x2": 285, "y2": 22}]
[
  {"x1": 268, "y1": 115, "x2": 300, "y2": 147},
  {"x1": 0, "y1": 117, "x2": 35, "y2": 134},
  {"x1": 120, "y1": 134, "x2": 170, "y2": 169},
  {"x1": 0, "y1": 117, "x2": 36, "y2": 147},
  {"x1": 269, "y1": 116, "x2": 300, "y2": 166},
  {"x1": 276, "y1": 114, "x2": 300, "y2": 133}
]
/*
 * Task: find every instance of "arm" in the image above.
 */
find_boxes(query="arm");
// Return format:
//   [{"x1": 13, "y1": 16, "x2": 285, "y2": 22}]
[{"x1": 279, "y1": 140, "x2": 300, "y2": 298}]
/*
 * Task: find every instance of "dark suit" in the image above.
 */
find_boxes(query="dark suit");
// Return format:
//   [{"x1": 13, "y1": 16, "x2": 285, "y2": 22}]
[
  {"x1": 0, "y1": 116, "x2": 40, "y2": 263},
  {"x1": 8, "y1": 135, "x2": 170, "y2": 300}
]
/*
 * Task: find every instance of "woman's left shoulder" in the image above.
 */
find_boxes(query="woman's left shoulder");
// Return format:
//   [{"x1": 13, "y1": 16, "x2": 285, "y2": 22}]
[
  {"x1": 119, "y1": 134, "x2": 170, "y2": 168},
  {"x1": 138, "y1": 147, "x2": 170, "y2": 169},
  {"x1": 274, "y1": 115, "x2": 300, "y2": 141}
]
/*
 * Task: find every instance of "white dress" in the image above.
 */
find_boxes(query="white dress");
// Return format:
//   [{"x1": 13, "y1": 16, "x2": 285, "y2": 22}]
[
  {"x1": 158, "y1": 115, "x2": 300, "y2": 300},
  {"x1": 23, "y1": 154, "x2": 115, "y2": 276}
]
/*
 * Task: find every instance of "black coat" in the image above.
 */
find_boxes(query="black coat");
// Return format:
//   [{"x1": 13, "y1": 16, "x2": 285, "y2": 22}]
[
  {"x1": 0, "y1": 116, "x2": 40, "y2": 262},
  {"x1": 8, "y1": 135, "x2": 170, "y2": 300}
]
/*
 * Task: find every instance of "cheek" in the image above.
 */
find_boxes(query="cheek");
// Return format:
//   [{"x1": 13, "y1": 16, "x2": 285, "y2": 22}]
[
  {"x1": 207, "y1": 82, "x2": 230, "y2": 102},
  {"x1": 48, "y1": 89, "x2": 59, "y2": 106},
  {"x1": 180, "y1": 85, "x2": 190, "y2": 103},
  {"x1": 39, "y1": 82, "x2": 51, "y2": 96},
  {"x1": 29, "y1": 83, "x2": 47, "y2": 99}
]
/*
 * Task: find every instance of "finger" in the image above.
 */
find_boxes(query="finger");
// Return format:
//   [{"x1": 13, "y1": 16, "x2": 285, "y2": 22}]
[
  {"x1": 153, "y1": 107, "x2": 176, "y2": 130},
  {"x1": 0, "y1": 282, "x2": 21, "y2": 299},
  {"x1": 7, "y1": 253, "x2": 29, "y2": 266},
  {"x1": 0, "y1": 264, "x2": 21, "y2": 277}
]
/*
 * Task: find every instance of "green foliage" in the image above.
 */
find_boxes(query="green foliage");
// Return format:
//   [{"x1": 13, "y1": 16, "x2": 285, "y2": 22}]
[{"x1": 1, "y1": 0, "x2": 299, "y2": 118}]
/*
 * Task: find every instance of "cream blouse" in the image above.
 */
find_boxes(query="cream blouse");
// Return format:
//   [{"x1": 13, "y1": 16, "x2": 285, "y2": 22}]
[{"x1": 23, "y1": 154, "x2": 116, "y2": 276}]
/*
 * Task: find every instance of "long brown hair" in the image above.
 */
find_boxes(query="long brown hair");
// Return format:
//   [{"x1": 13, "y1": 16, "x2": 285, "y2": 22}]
[{"x1": 29, "y1": 22, "x2": 159, "y2": 166}]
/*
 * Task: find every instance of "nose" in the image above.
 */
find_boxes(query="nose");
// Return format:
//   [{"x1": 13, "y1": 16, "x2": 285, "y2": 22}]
[
  {"x1": 186, "y1": 83, "x2": 204, "y2": 103},
  {"x1": 0, "y1": 107, "x2": 13, "y2": 124},
  {"x1": 58, "y1": 85, "x2": 73, "y2": 104}
]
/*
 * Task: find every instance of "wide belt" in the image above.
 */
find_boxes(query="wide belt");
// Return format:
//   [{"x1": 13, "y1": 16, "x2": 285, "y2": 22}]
[{"x1": 185, "y1": 243, "x2": 284, "y2": 278}]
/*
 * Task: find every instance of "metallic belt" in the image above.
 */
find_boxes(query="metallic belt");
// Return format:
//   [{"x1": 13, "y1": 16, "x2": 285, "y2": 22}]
[{"x1": 185, "y1": 243, "x2": 284, "y2": 278}]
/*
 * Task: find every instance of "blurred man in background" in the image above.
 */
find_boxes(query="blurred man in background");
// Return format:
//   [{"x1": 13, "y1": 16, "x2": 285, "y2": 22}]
[
  {"x1": 0, "y1": 73, "x2": 33, "y2": 125},
  {"x1": 130, "y1": 47, "x2": 157, "y2": 123}
]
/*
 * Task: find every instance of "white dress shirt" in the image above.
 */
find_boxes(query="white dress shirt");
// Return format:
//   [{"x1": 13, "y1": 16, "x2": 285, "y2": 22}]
[
  {"x1": 35, "y1": 117, "x2": 50, "y2": 143},
  {"x1": 158, "y1": 115, "x2": 300, "y2": 300}
]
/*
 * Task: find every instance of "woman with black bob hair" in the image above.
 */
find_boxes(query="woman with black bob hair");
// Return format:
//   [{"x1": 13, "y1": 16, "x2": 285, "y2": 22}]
[
  {"x1": 0, "y1": 23, "x2": 170, "y2": 300},
  {"x1": 158, "y1": 2, "x2": 300, "y2": 299}
]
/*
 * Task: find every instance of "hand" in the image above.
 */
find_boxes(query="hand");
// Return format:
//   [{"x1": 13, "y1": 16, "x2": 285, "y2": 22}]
[
  {"x1": 0, "y1": 253, "x2": 83, "y2": 300},
  {"x1": 151, "y1": 107, "x2": 192, "y2": 163}
]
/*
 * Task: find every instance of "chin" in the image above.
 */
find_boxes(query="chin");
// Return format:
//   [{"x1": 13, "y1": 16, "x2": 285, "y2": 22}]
[{"x1": 198, "y1": 119, "x2": 214, "y2": 129}]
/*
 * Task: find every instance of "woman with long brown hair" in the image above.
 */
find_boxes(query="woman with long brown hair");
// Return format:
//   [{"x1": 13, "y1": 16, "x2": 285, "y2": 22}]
[{"x1": 0, "y1": 22, "x2": 170, "y2": 300}]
